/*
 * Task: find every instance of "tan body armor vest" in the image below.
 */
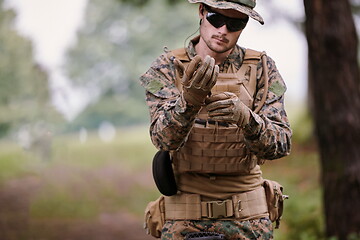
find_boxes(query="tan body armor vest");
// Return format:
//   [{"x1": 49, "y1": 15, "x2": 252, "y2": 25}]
[{"x1": 168, "y1": 48, "x2": 267, "y2": 174}]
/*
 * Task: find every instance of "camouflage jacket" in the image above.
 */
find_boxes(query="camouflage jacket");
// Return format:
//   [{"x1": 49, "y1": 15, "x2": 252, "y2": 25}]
[{"x1": 140, "y1": 37, "x2": 291, "y2": 160}]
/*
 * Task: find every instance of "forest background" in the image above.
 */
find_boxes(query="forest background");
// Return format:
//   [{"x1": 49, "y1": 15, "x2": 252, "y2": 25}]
[{"x1": 0, "y1": 0, "x2": 359, "y2": 239}]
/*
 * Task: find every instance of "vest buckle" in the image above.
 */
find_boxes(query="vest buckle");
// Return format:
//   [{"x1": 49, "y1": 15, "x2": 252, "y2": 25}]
[{"x1": 206, "y1": 200, "x2": 233, "y2": 219}]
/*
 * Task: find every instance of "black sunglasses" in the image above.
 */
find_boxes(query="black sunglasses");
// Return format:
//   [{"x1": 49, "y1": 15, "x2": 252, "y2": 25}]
[{"x1": 204, "y1": 6, "x2": 249, "y2": 32}]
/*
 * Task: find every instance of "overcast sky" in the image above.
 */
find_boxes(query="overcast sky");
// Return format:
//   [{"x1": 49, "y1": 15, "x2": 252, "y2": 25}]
[{"x1": 5, "y1": 0, "x2": 307, "y2": 120}]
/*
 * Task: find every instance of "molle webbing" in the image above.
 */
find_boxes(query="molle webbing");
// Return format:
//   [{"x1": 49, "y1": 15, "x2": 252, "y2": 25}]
[
  {"x1": 170, "y1": 48, "x2": 263, "y2": 174},
  {"x1": 173, "y1": 126, "x2": 255, "y2": 173},
  {"x1": 164, "y1": 187, "x2": 268, "y2": 220}
]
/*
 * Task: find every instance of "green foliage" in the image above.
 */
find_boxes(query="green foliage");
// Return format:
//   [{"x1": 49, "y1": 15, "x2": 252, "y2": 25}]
[
  {"x1": 52, "y1": 126, "x2": 157, "y2": 170},
  {"x1": 64, "y1": 0, "x2": 198, "y2": 128},
  {"x1": 0, "y1": 0, "x2": 64, "y2": 137},
  {"x1": 0, "y1": 128, "x2": 325, "y2": 239},
  {"x1": 0, "y1": 122, "x2": 11, "y2": 138},
  {"x1": 0, "y1": 141, "x2": 29, "y2": 181},
  {"x1": 65, "y1": 90, "x2": 149, "y2": 132},
  {"x1": 284, "y1": 188, "x2": 324, "y2": 240},
  {"x1": 327, "y1": 233, "x2": 360, "y2": 240},
  {"x1": 30, "y1": 190, "x2": 99, "y2": 219},
  {"x1": 261, "y1": 144, "x2": 325, "y2": 240},
  {"x1": 291, "y1": 107, "x2": 315, "y2": 145}
]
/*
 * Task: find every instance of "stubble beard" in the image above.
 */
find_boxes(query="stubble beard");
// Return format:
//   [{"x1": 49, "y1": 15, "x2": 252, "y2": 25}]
[{"x1": 207, "y1": 35, "x2": 235, "y2": 54}]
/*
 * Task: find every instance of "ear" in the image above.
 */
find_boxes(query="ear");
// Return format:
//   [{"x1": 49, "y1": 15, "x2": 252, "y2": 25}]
[{"x1": 199, "y1": 4, "x2": 205, "y2": 18}]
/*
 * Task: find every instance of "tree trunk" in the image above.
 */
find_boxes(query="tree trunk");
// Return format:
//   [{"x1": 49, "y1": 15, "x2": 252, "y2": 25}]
[{"x1": 303, "y1": 0, "x2": 360, "y2": 239}]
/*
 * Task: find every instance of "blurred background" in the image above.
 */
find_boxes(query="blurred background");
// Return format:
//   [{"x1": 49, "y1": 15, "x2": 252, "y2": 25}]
[{"x1": 0, "y1": 0, "x2": 358, "y2": 239}]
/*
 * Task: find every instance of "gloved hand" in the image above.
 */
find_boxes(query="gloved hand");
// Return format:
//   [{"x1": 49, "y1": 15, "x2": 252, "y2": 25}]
[
  {"x1": 206, "y1": 92, "x2": 251, "y2": 127},
  {"x1": 174, "y1": 55, "x2": 219, "y2": 107}
]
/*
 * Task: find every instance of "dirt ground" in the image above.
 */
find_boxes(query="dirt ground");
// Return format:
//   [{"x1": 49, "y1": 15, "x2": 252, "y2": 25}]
[{"x1": 0, "y1": 172, "x2": 154, "y2": 240}]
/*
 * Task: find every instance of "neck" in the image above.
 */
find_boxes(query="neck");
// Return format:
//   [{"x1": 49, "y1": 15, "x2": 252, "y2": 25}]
[{"x1": 195, "y1": 37, "x2": 234, "y2": 65}]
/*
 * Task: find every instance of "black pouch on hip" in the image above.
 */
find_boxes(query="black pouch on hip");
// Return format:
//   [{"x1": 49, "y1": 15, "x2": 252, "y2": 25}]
[{"x1": 152, "y1": 150, "x2": 178, "y2": 196}]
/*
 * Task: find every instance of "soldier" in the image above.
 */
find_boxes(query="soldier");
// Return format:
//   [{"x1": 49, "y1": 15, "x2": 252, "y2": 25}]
[{"x1": 140, "y1": 0, "x2": 292, "y2": 239}]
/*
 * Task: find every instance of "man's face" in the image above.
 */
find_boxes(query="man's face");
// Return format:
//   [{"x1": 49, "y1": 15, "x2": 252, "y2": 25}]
[{"x1": 199, "y1": 5, "x2": 248, "y2": 54}]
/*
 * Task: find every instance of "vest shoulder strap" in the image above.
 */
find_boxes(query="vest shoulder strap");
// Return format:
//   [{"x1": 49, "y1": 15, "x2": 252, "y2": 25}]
[
  {"x1": 167, "y1": 48, "x2": 189, "y2": 62},
  {"x1": 241, "y1": 49, "x2": 268, "y2": 113},
  {"x1": 242, "y1": 48, "x2": 262, "y2": 65}
]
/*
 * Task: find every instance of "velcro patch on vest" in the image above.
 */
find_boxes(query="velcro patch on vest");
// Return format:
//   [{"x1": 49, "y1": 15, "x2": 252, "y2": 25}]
[
  {"x1": 146, "y1": 79, "x2": 165, "y2": 95},
  {"x1": 269, "y1": 81, "x2": 286, "y2": 97}
]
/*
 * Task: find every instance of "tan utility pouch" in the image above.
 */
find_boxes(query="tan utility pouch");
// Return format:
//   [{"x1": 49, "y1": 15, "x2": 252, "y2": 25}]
[
  {"x1": 144, "y1": 196, "x2": 165, "y2": 238},
  {"x1": 263, "y1": 179, "x2": 289, "y2": 229}
]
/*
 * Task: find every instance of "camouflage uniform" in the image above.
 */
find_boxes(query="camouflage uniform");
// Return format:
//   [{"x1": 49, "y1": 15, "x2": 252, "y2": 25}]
[
  {"x1": 162, "y1": 218, "x2": 273, "y2": 240},
  {"x1": 140, "y1": 36, "x2": 291, "y2": 239}
]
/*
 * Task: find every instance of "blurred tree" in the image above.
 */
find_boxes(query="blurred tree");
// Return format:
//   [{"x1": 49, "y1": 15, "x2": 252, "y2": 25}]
[
  {"x1": 64, "y1": 0, "x2": 198, "y2": 129},
  {"x1": 304, "y1": 0, "x2": 360, "y2": 239},
  {"x1": 0, "y1": 0, "x2": 63, "y2": 138},
  {"x1": 65, "y1": 89, "x2": 149, "y2": 131}
]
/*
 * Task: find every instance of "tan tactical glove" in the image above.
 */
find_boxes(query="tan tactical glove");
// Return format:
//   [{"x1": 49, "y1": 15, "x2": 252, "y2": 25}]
[
  {"x1": 174, "y1": 55, "x2": 219, "y2": 107},
  {"x1": 206, "y1": 92, "x2": 251, "y2": 127}
]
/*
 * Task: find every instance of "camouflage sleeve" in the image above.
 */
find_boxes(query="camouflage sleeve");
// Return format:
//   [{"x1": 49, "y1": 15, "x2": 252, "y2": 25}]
[
  {"x1": 243, "y1": 55, "x2": 292, "y2": 160},
  {"x1": 139, "y1": 53, "x2": 201, "y2": 151}
]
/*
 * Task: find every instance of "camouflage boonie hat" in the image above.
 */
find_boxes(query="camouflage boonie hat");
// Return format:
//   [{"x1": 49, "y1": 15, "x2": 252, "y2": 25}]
[{"x1": 188, "y1": 0, "x2": 264, "y2": 25}]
